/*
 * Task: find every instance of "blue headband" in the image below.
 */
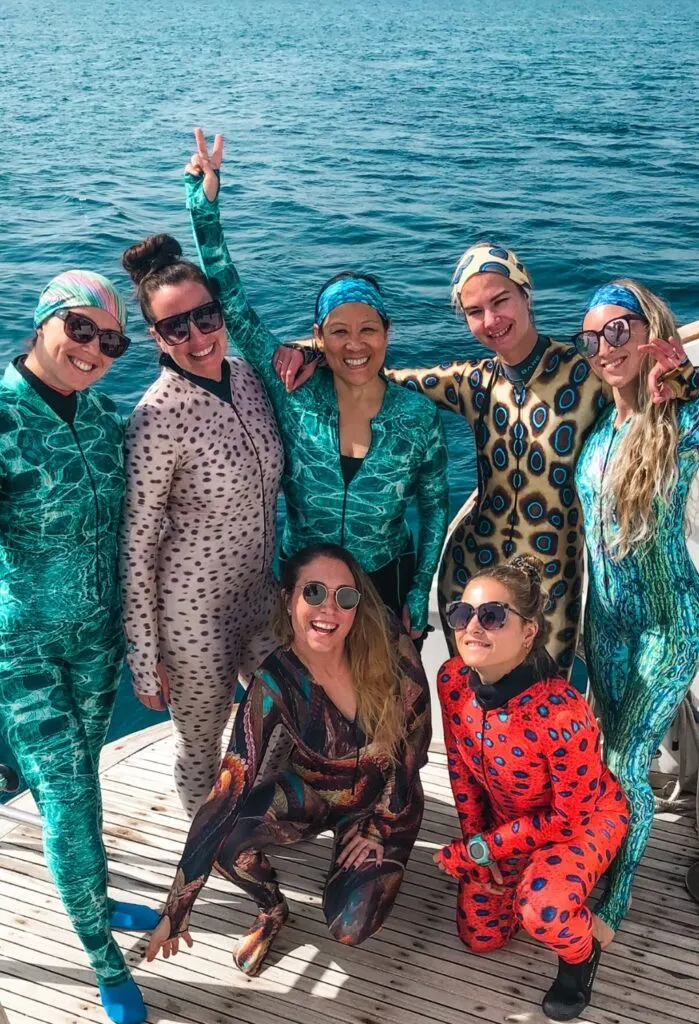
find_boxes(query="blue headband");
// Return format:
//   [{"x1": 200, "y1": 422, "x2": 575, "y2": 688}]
[
  {"x1": 584, "y1": 283, "x2": 644, "y2": 317},
  {"x1": 315, "y1": 277, "x2": 388, "y2": 326}
]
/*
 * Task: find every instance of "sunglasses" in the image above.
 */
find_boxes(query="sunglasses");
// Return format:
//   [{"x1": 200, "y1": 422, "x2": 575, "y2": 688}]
[
  {"x1": 446, "y1": 600, "x2": 529, "y2": 631},
  {"x1": 298, "y1": 581, "x2": 361, "y2": 611},
  {"x1": 151, "y1": 300, "x2": 224, "y2": 346},
  {"x1": 572, "y1": 314, "x2": 647, "y2": 359},
  {"x1": 54, "y1": 309, "x2": 130, "y2": 359}
]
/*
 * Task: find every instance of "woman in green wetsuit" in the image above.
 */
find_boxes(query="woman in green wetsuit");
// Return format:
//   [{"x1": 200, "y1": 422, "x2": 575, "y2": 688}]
[
  {"x1": 574, "y1": 280, "x2": 699, "y2": 948},
  {"x1": 0, "y1": 272, "x2": 157, "y2": 1024},
  {"x1": 183, "y1": 130, "x2": 448, "y2": 640}
]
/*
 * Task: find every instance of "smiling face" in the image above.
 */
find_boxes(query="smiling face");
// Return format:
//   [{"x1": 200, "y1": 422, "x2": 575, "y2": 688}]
[
  {"x1": 148, "y1": 280, "x2": 228, "y2": 380},
  {"x1": 314, "y1": 302, "x2": 388, "y2": 387},
  {"x1": 459, "y1": 274, "x2": 535, "y2": 362},
  {"x1": 31, "y1": 306, "x2": 118, "y2": 391},
  {"x1": 286, "y1": 555, "x2": 359, "y2": 656},
  {"x1": 583, "y1": 303, "x2": 648, "y2": 390},
  {"x1": 454, "y1": 577, "x2": 538, "y2": 683}
]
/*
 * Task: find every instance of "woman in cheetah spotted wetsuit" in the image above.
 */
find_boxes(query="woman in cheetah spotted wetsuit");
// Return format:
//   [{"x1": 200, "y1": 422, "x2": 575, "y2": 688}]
[{"x1": 435, "y1": 555, "x2": 628, "y2": 1022}]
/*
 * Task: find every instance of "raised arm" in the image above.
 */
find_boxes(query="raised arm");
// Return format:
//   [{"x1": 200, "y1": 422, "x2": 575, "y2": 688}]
[
  {"x1": 184, "y1": 129, "x2": 284, "y2": 399},
  {"x1": 121, "y1": 404, "x2": 179, "y2": 705},
  {"x1": 405, "y1": 406, "x2": 449, "y2": 633}
]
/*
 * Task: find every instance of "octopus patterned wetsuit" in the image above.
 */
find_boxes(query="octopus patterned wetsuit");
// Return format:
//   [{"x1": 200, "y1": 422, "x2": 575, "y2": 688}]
[
  {"x1": 184, "y1": 173, "x2": 448, "y2": 634},
  {"x1": 0, "y1": 359, "x2": 131, "y2": 987},
  {"x1": 388, "y1": 341, "x2": 607, "y2": 671},
  {"x1": 575, "y1": 398, "x2": 699, "y2": 930},
  {"x1": 162, "y1": 628, "x2": 430, "y2": 959},
  {"x1": 435, "y1": 655, "x2": 628, "y2": 962},
  {"x1": 122, "y1": 355, "x2": 284, "y2": 816}
]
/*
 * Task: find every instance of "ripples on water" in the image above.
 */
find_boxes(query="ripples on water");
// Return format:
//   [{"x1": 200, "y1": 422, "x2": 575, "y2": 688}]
[{"x1": 1, "y1": 0, "x2": 699, "y2": 509}]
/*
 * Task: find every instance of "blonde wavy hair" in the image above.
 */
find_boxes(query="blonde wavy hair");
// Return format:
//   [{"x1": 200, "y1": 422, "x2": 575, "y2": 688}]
[
  {"x1": 593, "y1": 278, "x2": 680, "y2": 559},
  {"x1": 277, "y1": 544, "x2": 405, "y2": 759}
]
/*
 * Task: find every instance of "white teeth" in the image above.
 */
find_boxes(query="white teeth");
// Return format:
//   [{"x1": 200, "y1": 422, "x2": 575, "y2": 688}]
[
  {"x1": 69, "y1": 356, "x2": 94, "y2": 372},
  {"x1": 311, "y1": 621, "x2": 337, "y2": 633},
  {"x1": 344, "y1": 357, "x2": 370, "y2": 367},
  {"x1": 191, "y1": 343, "x2": 215, "y2": 359},
  {"x1": 489, "y1": 326, "x2": 510, "y2": 338}
]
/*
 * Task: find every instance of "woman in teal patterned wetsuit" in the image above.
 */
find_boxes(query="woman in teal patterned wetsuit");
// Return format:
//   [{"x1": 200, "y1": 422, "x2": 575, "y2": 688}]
[
  {"x1": 183, "y1": 131, "x2": 448, "y2": 640},
  {"x1": 0, "y1": 272, "x2": 155, "y2": 1024},
  {"x1": 574, "y1": 280, "x2": 699, "y2": 947}
]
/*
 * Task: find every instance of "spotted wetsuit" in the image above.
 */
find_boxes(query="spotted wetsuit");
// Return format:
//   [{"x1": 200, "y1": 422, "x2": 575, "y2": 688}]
[
  {"x1": 162, "y1": 627, "x2": 430, "y2": 948},
  {"x1": 0, "y1": 359, "x2": 130, "y2": 987},
  {"x1": 436, "y1": 655, "x2": 628, "y2": 962},
  {"x1": 388, "y1": 343, "x2": 607, "y2": 671},
  {"x1": 575, "y1": 398, "x2": 699, "y2": 930},
  {"x1": 122, "y1": 354, "x2": 284, "y2": 816}
]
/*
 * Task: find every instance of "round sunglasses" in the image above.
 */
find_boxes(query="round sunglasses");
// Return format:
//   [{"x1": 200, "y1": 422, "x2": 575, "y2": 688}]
[
  {"x1": 54, "y1": 309, "x2": 130, "y2": 359},
  {"x1": 445, "y1": 600, "x2": 529, "y2": 631},
  {"x1": 298, "y1": 581, "x2": 361, "y2": 611},
  {"x1": 151, "y1": 300, "x2": 224, "y2": 346},
  {"x1": 572, "y1": 314, "x2": 646, "y2": 359}
]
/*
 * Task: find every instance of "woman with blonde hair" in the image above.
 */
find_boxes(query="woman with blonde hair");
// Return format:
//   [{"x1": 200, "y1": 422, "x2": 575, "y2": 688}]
[
  {"x1": 145, "y1": 543, "x2": 430, "y2": 976},
  {"x1": 574, "y1": 280, "x2": 699, "y2": 945}
]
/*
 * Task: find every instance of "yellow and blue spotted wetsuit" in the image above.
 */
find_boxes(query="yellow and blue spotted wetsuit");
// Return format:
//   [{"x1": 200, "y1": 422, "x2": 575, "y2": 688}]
[{"x1": 575, "y1": 398, "x2": 699, "y2": 930}]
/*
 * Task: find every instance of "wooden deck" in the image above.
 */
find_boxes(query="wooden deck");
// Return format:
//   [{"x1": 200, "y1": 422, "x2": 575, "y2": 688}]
[{"x1": 0, "y1": 723, "x2": 697, "y2": 1024}]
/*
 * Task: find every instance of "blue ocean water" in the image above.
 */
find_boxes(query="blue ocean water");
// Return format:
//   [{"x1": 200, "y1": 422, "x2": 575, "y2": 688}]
[{"x1": 0, "y1": 0, "x2": 698, "y2": 763}]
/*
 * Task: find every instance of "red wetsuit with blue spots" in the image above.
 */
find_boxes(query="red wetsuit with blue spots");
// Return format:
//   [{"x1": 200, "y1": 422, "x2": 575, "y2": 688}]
[{"x1": 435, "y1": 655, "x2": 629, "y2": 964}]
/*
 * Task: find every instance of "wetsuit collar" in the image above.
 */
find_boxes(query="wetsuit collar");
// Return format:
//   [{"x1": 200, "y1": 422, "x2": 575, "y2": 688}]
[
  {"x1": 2, "y1": 360, "x2": 81, "y2": 422},
  {"x1": 13, "y1": 356, "x2": 77, "y2": 424},
  {"x1": 500, "y1": 334, "x2": 551, "y2": 388},
  {"x1": 469, "y1": 659, "x2": 543, "y2": 710},
  {"x1": 160, "y1": 353, "x2": 232, "y2": 405}
]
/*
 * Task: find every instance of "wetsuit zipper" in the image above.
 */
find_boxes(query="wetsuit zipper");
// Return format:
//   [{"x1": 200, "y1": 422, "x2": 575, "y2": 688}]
[
  {"x1": 479, "y1": 706, "x2": 494, "y2": 802},
  {"x1": 69, "y1": 424, "x2": 102, "y2": 606},
  {"x1": 336, "y1": 408, "x2": 376, "y2": 549},
  {"x1": 228, "y1": 401, "x2": 268, "y2": 572},
  {"x1": 506, "y1": 395, "x2": 525, "y2": 556},
  {"x1": 598, "y1": 427, "x2": 617, "y2": 599}
]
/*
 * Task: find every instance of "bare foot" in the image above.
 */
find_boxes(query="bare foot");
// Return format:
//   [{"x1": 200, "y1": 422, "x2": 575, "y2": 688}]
[{"x1": 592, "y1": 912, "x2": 615, "y2": 949}]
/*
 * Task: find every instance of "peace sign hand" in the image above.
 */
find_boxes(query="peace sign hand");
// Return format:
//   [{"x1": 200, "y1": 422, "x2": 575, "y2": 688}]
[{"x1": 185, "y1": 127, "x2": 224, "y2": 203}]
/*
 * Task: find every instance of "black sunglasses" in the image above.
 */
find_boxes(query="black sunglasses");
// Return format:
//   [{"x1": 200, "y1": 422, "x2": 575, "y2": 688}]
[
  {"x1": 446, "y1": 600, "x2": 529, "y2": 632},
  {"x1": 151, "y1": 300, "x2": 224, "y2": 346},
  {"x1": 572, "y1": 314, "x2": 647, "y2": 359},
  {"x1": 54, "y1": 309, "x2": 130, "y2": 360},
  {"x1": 298, "y1": 581, "x2": 361, "y2": 611}
]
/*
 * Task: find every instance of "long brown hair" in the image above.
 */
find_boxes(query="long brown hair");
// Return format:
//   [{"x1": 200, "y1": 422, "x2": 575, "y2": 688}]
[
  {"x1": 598, "y1": 279, "x2": 680, "y2": 559},
  {"x1": 278, "y1": 544, "x2": 405, "y2": 758}
]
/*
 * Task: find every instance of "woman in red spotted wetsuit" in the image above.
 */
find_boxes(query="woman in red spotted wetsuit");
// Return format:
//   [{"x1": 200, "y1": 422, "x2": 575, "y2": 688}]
[{"x1": 434, "y1": 555, "x2": 629, "y2": 1022}]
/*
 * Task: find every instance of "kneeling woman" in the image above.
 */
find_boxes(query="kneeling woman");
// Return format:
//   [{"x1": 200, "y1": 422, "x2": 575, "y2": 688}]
[
  {"x1": 435, "y1": 557, "x2": 628, "y2": 1021},
  {"x1": 146, "y1": 543, "x2": 430, "y2": 974}
]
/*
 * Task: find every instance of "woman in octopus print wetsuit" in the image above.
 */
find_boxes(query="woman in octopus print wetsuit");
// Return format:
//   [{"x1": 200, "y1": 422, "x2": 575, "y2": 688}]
[
  {"x1": 145, "y1": 543, "x2": 430, "y2": 977},
  {"x1": 277, "y1": 244, "x2": 693, "y2": 672},
  {"x1": 0, "y1": 272, "x2": 156, "y2": 1024},
  {"x1": 435, "y1": 555, "x2": 628, "y2": 1021},
  {"x1": 183, "y1": 130, "x2": 448, "y2": 645},
  {"x1": 574, "y1": 280, "x2": 699, "y2": 947},
  {"x1": 121, "y1": 226, "x2": 284, "y2": 818}
]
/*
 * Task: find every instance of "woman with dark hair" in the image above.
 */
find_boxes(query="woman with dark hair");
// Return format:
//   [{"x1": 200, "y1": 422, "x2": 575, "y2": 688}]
[
  {"x1": 435, "y1": 555, "x2": 628, "y2": 1021},
  {"x1": 120, "y1": 220, "x2": 284, "y2": 817},
  {"x1": 182, "y1": 129, "x2": 448, "y2": 642},
  {"x1": 0, "y1": 271, "x2": 154, "y2": 1024},
  {"x1": 145, "y1": 543, "x2": 430, "y2": 976}
]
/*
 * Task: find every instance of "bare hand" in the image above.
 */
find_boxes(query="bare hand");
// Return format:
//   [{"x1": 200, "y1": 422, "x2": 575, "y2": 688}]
[
  {"x1": 134, "y1": 662, "x2": 170, "y2": 711},
  {"x1": 336, "y1": 824, "x2": 384, "y2": 870},
  {"x1": 185, "y1": 127, "x2": 224, "y2": 202},
  {"x1": 273, "y1": 345, "x2": 317, "y2": 392},
  {"x1": 145, "y1": 915, "x2": 193, "y2": 962},
  {"x1": 640, "y1": 335, "x2": 688, "y2": 404},
  {"x1": 401, "y1": 605, "x2": 424, "y2": 642},
  {"x1": 433, "y1": 850, "x2": 448, "y2": 872}
]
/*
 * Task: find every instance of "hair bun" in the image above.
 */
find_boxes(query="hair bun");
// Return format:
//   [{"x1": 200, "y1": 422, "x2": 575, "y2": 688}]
[
  {"x1": 121, "y1": 234, "x2": 183, "y2": 285},
  {"x1": 509, "y1": 555, "x2": 544, "y2": 588}
]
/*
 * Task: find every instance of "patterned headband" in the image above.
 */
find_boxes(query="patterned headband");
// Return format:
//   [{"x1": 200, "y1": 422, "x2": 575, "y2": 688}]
[
  {"x1": 34, "y1": 270, "x2": 128, "y2": 330},
  {"x1": 315, "y1": 277, "x2": 389, "y2": 327},
  {"x1": 451, "y1": 244, "x2": 532, "y2": 307},
  {"x1": 584, "y1": 283, "x2": 645, "y2": 318}
]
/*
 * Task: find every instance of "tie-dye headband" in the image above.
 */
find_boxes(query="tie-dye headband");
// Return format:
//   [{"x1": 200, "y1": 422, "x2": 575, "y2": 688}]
[
  {"x1": 34, "y1": 270, "x2": 128, "y2": 330},
  {"x1": 584, "y1": 283, "x2": 644, "y2": 318},
  {"x1": 315, "y1": 277, "x2": 389, "y2": 327},
  {"x1": 451, "y1": 244, "x2": 532, "y2": 307}
]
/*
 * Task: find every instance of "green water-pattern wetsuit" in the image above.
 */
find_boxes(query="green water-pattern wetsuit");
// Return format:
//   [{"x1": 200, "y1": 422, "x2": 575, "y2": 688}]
[
  {"x1": 184, "y1": 173, "x2": 448, "y2": 632},
  {"x1": 0, "y1": 361, "x2": 129, "y2": 986},
  {"x1": 575, "y1": 397, "x2": 699, "y2": 930}
]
